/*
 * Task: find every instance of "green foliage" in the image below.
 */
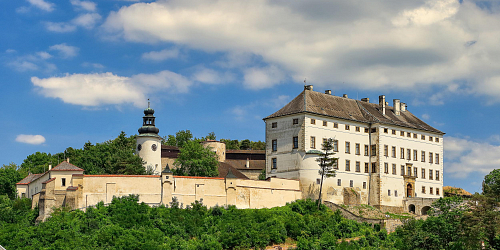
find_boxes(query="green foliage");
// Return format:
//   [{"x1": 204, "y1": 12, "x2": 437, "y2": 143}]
[
  {"x1": 162, "y1": 130, "x2": 194, "y2": 147},
  {"x1": 0, "y1": 163, "x2": 22, "y2": 199},
  {"x1": 173, "y1": 140, "x2": 219, "y2": 177},
  {"x1": 483, "y1": 169, "x2": 500, "y2": 200},
  {"x1": 0, "y1": 197, "x2": 391, "y2": 250},
  {"x1": 258, "y1": 169, "x2": 267, "y2": 180},
  {"x1": 220, "y1": 138, "x2": 266, "y2": 150},
  {"x1": 316, "y1": 138, "x2": 338, "y2": 207}
]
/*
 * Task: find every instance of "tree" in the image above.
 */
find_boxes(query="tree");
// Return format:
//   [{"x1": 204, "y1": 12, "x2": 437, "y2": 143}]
[
  {"x1": 221, "y1": 139, "x2": 240, "y2": 150},
  {"x1": 316, "y1": 138, "x2": 337, "y2": 208},
  {"x1": 251, "y1": 141, "x2": 265, "y2": 150},
  {"x1": 0, "y1": 163, "x2": 22, "y2": 199},
  {"x1": 205, "y1": 132, "x2": 216, "y2": 141},
  {"x1": 162, "y1": 130, "x2": 194, "y2": 147},
  {"x1": 173, "y1": 140, "x2": 219, "y2": 177},
  {"x1": 483, "y1": 169, "x2": 500, "y2": 200},
  {"x1": 240, "y1": 139, "x2": 251, "y2": 150}
]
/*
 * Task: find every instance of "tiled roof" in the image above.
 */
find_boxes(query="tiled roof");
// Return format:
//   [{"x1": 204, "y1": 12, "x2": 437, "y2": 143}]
[
  {"x1": 225, "y1": 159, "x2": 265, "y2": 170},
  {"x1": 265, "y1": 90, "x2": 444, "y2": 134},
  {"x1": 218, "y1": 162, "x2": 249, "y2": 179},
  {"x1": 42, "y1": 178, "x2": 56, "y2": 184},
  {"x1": 16, "y1": 173, "x2": 44, "y2": 185},
  {"x1": 51, "y1": 161, "x2": 84, "y2": 171}
]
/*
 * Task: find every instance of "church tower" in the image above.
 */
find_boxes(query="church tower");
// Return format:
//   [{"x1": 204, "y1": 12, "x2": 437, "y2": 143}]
[{"x1": 136, "y1": 101, "x2": 162, "y2": 174}]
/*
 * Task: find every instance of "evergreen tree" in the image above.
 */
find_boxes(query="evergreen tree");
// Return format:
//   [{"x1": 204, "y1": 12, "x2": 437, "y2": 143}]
[{"x1": 316, "y1": 138, "x2": 337, "y2": 208}]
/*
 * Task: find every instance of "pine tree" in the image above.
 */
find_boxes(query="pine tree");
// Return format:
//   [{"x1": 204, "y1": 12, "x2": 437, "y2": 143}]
[{"x1": 316, "y1": 138, "x2": 338, "y2": 209}]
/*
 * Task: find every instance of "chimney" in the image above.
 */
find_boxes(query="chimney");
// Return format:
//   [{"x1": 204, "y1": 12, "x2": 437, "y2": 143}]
[
  {"x1": 304, "y1": 85, "x2": 313, "y2": 91},
  {"x1": 48, "y1": 164, "x2": 52, "y2": 170},
  {"x1": 67, "y1": 158, "x2": 70, "y2": 163},
  {"x1": 246, "y1": 158, "x2": 250, "y2": 168},
  {"x1": 325, "y1": 90, "x2": 331, "y2": 95},
  {"x1": 343, "y1": 94, "x2": 348, "y2": 98},
  {"x1": 393, "y1": 99, "x2": 400, "y2": 116},
  {"x1": 379, "y1": 95, "x2": 386, "y2": 115},
  {"x1": 401, "y1": 103, "x2": 406, "y2": 112},
  {"x1": 361, "y1": 98, "x2": 369, "y2": 102}
]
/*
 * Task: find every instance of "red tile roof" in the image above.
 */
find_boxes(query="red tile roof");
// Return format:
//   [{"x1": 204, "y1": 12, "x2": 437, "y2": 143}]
[{"x1": 42, "y1": 178, "x2": 56, "y2": 184}]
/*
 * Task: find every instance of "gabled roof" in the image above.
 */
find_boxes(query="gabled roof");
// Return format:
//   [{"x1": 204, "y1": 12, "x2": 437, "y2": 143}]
[
  {"x1": 265, "y1": 89, "x2": 444, "y2": 134},
  {"x1": 51, "y1": 161, "x2": 84, "y2": 171},
  {"x1": 16, "y1": 173, "x2": 44, "y2": 185}
]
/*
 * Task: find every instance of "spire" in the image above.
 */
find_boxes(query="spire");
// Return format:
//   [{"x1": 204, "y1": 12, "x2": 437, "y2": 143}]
[
  {"x1": 162, "y1": 164, "x2": 172, "y2": 174},
  {"x1": 225, "y1": 167, "x2": 237, "y2": 179},
  {"x1": 138, "y1": 101, "x2": 160, "y2": 136}
]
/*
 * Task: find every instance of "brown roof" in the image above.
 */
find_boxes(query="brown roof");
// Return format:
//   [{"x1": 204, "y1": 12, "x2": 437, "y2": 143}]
[
  {"x1": 265, "y1": 90, "x2": 444, "y2": 134},
  {"x1": 226, "y1": 150, "x2": 265, "y2": 154},
  {"x1": 16, "y1": 173, "x2": 44, "y2": 185},
  {"x1": 42, "y1": 178, "x2": 56, "y2": 184},
  {"x1": 51, "y1": 161, "x2": 84, "y2": 171},
  {"x1": 218, "y1": 162, "x2": 249, "y2": 179},
  {"x1": 225, "y1": 159, "x2": 265, "y2": 170}
]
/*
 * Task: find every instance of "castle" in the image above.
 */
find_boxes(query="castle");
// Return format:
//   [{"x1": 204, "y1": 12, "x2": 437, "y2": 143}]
[{"x1": 17, "y1": 86, "x2": 443, "y2": 220}]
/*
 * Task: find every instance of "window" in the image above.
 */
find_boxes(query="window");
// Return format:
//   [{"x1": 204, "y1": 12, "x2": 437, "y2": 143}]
[
  {"x1": 436, "y1": 188, "x2": 440, "y2": 195},
  {"x1": 345, "y1": 160, "x2": 350, "y2": 171},
  {"x1": 323, "y1": 138, "x2": 327, "y2": 145},
  {"x1": 384, "y1": 128, "x2": 388, "y2": 133},
  {"x1": 401, "y1": 165, "x2": 405, "y2": 176},
  {"x1": 365, "y1": 163, "x2": 369, "y2": 173},
  {"x1": 422, "y1": 186, "x2": 426, "y2": 194},
  {"x1": 356, "y1": 161, "x2": 360, "y2": 172},
  {"x1": 356, "y1": 126, "x2": 360, "y2": 132},
  {"x1": 384, "y1": 162, "x2": 389, "y2": 174},
  {"x1": 384, "y1": 145, "x2": 388, "y2": 156},
  {"x1": 333, "y1": 122, "x2": 338, "y2": 128},
  {"x1": 413, "y1": 133, "x2": 417, "y2": 139},
  {"x1": 414, "y1": 167, "x2": 418, "y2": 178},
  {"x1": 407, "y1": 166, "x2": 412, "y2": 176},
  {"x1": 436, "y1": 170, "x2": 440, "y2": 181},
  {"x1": 388, "y1": 190, "x2": 391, "y2": 196},
  {"x1": 364, "y1": 127, "x2": 369, "y2": 133},
  {"x1": 430, "y1": 187, "x2": 433, "y2": 194},
  {"x1": 421, "y1": 151, "x2": 426, "y2": 162},
  {"x1": 371, "y1": 145, "x2": 377, "y2": 156},
  {"x1": 62, "y1": 178, "x2": 66, "y2": 187},
  {"x1": 392, "y1": 146, "x2": 396, "y2": 158},
  {"x1": 272, "y1": 158, "x2": 277, "y2": 169},
  {"x1": 407, "y1": 132, "x2": 411, "y2": 137},
  {"x1": 333, "y1": 140, "x2": 338, "y2": 152},
  {"x1": 293, "y1": 118, "x2": 299, "y2": 125},
  {"x1": 364, "y1": 145, "x2": 369, "y2": 156},
  {"x1": 436, "y1": 137, "x2": 440, "y2": 142},
  {"x1": 21, "y1": 193, "x2": 26, "y2": 198},
  {"x1": 310, "y1": 136, "x2": 316, "y2": 149},
  {"x1": 413, "y1": 150, "x2": 418, "y2": 161},
  {"x1": 311, "y1": 118, "x2": 316, "y2": 124},
  {"x1": 395, "y1": 190, "x2": 398, "y2": 197},
  {"x1": 323, "y1": 121, "x2": 327, "y2": 126},
  {"x1": 429, "y1": 136, "x2": 433, "y2": 141},
  {"x1": 345, "y1": 124, "x2": 350, "y2": 130},
  {"x1": 272, "y1": 140, "x2": 277, "y2": 151},
  {"x1": 429, "y1": 169, "x2": 433, "y2": 180},
  {"x1": 372, "y1": 163, "x2": 377, "y2": 173},
  {"x1": 363, "y1": 182, "x2": 367, "y2": 189},
  {"x1": 407, "y1": 149, "x2": 411, "y2": 160},
  {"x1": 272, "y1": 122, "x2": 277, "y2": 128},
  {"x1": 392, "y1": 129, "x2": 396, "y2": 135},
  {"x1": 355, "y1": 143, "x2": 360, "y2": 155},
  {"x1": 422, "y1": 168, "x2": 426, "y2": 179},
  {"x1": 392, "y1": 164, "x2": 397, "y2": 175},
  {"x1": 334, "y1": 160, "x2": 339, "y2": 170},
  {"x1": 293, "y1": 137, "x2": 298, "y2": 149},
  {"x1": 350, "y1": 180, "x2": 354, "y2": 187},
  {"x1": 435, "y1": 154, "x2": 440, "y2": 164},
  {"x1": 400, "y1": 131, "x2": 404, "y2": 136},
  {"x1": 337, "y1": 179, "x2": 342, "y2": 186},
  {"x1": 429, "y1": 152, "x2": 433, "y2": 163},
  {"x1": 371, "y1": 128, "x2": 377, "y2": 133},
  {"x1": 316, "y1": 178, "x2": 321, "y2": 184},
  {"x1": 400, "y1": 148, "x2": 405, "y2": 159},
  {"x1": 421, "y1": 135, "x2": 425, "y2": 140},
  {"x1": 345, "y1": 142, "x2": 350, "y2": 154}
]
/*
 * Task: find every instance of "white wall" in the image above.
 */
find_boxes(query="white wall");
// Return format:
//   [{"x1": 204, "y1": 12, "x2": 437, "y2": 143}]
[{"x1": 136, "y1": 136, "x2": 162, "y2": 174}]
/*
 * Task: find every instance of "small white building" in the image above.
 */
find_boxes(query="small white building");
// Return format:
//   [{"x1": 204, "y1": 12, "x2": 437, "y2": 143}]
[{"x1": 264, "y1": 85, "x2": 444, "y2": 214}]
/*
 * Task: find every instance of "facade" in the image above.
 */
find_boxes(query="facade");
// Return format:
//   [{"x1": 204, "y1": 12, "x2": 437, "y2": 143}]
[{"x1": 264, "y1": 85, "x2": 444, "y2": 214}]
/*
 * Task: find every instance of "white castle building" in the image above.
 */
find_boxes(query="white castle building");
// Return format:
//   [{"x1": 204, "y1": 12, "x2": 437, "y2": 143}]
[{"x1": 264, "y1": 85, "x2": 444, "y2": 214}]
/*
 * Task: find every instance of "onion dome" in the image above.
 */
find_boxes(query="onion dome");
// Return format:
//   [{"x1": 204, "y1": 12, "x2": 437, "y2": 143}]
[{"x1": 138, "y1": 100, "x2": 160, "y2": 137}]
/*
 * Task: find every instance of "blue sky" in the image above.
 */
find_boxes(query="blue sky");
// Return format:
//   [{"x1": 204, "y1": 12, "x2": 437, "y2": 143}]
[{"x1": 2, "y1": 0, "x2": 500, "y2": 194}]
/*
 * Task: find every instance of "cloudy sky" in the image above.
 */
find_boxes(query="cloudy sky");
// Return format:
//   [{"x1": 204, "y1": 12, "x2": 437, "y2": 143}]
[{"x1": 2, "y1": 0, "x2": 500, "y2": 193}]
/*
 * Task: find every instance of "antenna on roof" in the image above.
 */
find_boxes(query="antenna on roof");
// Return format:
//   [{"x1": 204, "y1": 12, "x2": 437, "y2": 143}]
[{"x1": 148, "y1": 98, "x2": 150, "y2": 108}]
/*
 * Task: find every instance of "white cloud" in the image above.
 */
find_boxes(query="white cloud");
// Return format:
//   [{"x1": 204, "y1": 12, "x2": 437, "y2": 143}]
[
  {"x1": 31, "y1": 70, "x2": 192, "y2": 107},
  {"x1": 100, "y1": 0, "x2": 500, "y2": 102},
  {"x1": 45, "y1": 13, "x2": 101, "y2": 32},
  {"x1": 5, "y1": 49, "x2": 17, "y2": 54},
  {"x1": 192, "y1": 67, "x2": 235, "y2": 84},
  {"x1": 141, "y1": 48, "x2": 179, "y2": 61},
  {"x1": 421, "y1": 113, "x2": 431, "y2": 120},
  {"x1": 27, "y1": 0, "x2": 54, "y2": 12},
  {"x1": 243, "y1": 66, "x2": 285, "y2": 89},
  {"x1": 70, "y1": 0, "x2": 97, "y2": 12},
  {"x1": 36, "y1": 51, "x2": 52, "y2": 59},
  {"x1": 49, "y1": 43, "x2": 79, "y2": 58},
  {"x1": 81, "y1": 62, "x2": 105, "y2": 69},
  {"x1": 8, "y1": 61, "x2": 39, "y2": 71},
  {"x1": 16, "y1": 134, "x2": 46, "y2": 145},
  {"x1": 445, "y1": 136, "x2": 500, "y2": 178}
]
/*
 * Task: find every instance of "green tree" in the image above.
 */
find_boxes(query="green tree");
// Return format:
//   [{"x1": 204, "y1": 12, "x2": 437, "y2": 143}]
[
  {"x1": 173, "y1": 140, "x2": 219, "y2": 177},
  {"x1": 483, "y1": 169, "x2": 500, "y2": 200},
  {"x1": 251, "y1": 140, "x2": 265, "y2": 150},
  {"x1": 240, "y1": 139, "x2": 251, "y2": 150},
  {"x1": 0, "y1": 164, "x2": 22, "y2": 199},
  {"x1": 316, "y1": 138, "x2": 337, "y2": 208},
  {"x1": 221, "y1": 139, "x2": 240, "y2": 150},
  {"x1": 205, "y1": 132, "x2": 216, "y2": 141},
  {"x1": 162, "y1": 130, "x2": 194, "y2": 147}
]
